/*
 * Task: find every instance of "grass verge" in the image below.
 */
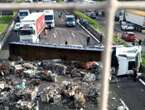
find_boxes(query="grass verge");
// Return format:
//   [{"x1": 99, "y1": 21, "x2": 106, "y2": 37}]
[
  {"x1": 56, "y1": 0, "x2": 64, "y2": 2},
  {"x1": 113, "y1": 35, "x2": 128, "y2": 46},
  {"x1": 74, "y1": 11, "x2": 103, "y2": 32},
  {"x1": 0, "y1": 24, "x2": 8, "y2": 33},
  {"x1": 141, "y1": 53, "x2": 145, "y2": 67},
  {"x1": 0, "y1": 15, "x2": 13, "y2": 33}
]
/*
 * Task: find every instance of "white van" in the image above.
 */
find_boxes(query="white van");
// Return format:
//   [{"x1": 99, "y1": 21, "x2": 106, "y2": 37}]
[
  {"x1": 43, "y1": 10, "x2": 55, "y2": 28},
  {"x1": 18, "y1": 10, "x2": 30, "y2": 21}
]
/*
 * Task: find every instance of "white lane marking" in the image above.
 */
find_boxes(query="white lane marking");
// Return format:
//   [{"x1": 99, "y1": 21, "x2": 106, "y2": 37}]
[
  {"x1": 120, "y1": 99, "x2": 129, "y2": 110},
  {"x1": 139, "y1": 79, "x2": 145, "y2": 86},
  {"x1": 71, "y1": 32, "x2": 75, "y2": 38},
  {"x1": 53, "y1": 33, "x2": 56, "y2": 38}
]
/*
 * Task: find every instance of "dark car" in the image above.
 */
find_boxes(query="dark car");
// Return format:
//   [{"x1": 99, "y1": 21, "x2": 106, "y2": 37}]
[{"x1": 89, "y1": 12, "x2": 97, "y2": 19}]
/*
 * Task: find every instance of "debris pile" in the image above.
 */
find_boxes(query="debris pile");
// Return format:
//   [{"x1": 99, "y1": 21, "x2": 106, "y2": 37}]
[{"x1": 0, "y1": 60, "x2": 102, "y2": 110}]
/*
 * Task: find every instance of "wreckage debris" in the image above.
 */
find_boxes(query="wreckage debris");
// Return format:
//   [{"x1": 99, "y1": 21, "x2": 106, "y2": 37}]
[{"x1": 0, "y1": 60, "x2": 102, "y2": 110}]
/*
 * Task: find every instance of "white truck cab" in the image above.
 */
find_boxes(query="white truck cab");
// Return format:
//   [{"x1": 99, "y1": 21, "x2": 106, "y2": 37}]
[
  {"x1": 115, "y1": 46, "x2": 142, "y2": 76},
  {"x1": 19, "y1": 12, "x2": 45, "y2": 43},
  {"x1": 18, "y1": 10, "x2": 30, "y2": 21},
  {"x1": 43, "y1": 10, "x2": 55, "y2": 28}
]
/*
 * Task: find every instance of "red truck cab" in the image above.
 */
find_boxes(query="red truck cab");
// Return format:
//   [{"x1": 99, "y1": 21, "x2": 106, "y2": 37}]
[{"x1": 122, "y1": 32, "x2": 137, "y2": 42}]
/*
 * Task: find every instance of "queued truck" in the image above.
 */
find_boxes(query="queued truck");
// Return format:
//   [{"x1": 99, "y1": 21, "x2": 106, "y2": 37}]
[
  {"x1": 18, "y1": 10, "x2": 30, "y2": 21},
  {"x1": 123, "y1": 10, "x2": 145, "y2": 32},
  {"x1": 19, "y1": 12, "x2": 45, "y2": 43},
  {"x1": 43, "y1": 10, "x2": 55, "y2": 29}
]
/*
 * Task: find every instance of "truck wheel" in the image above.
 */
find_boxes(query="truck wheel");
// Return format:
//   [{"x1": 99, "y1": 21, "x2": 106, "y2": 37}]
[
  {"x1": 138, "y1": 27, "x2": 142, "y2": 32},
  {"x1": 135, "y1": 27, "x2": 138, "y2": 31},
  {"x1": 136, "y1": 26, "x2": 142, "y2": 32}
]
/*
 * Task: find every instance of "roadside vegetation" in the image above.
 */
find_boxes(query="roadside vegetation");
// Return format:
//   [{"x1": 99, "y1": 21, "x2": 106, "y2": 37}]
[
  {"x1": 74, "y1": 11, "x2": 128, "y2": 46},
  {"x1": 0, "y1": 15, "x2": 13, "y2": 33},
  {"x1": 56, "y1": 0, "x2": 64, "y2": 2},
  {"x1": 141, "y1": 53, "x2": 145, "y2": 67},
  {"x1": 113, "y1": 35, "x2": 128, "y2": 46},
  {"x1": 74, "y1": 11, "x2": 103, "y2": 32},
  {"x1": 16, "y1": 0, "x2": 25, "y2": 3}
]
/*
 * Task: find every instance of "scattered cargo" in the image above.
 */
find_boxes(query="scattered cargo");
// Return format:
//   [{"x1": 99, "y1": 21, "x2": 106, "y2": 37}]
[{"x1": 0, "y1": 60, "x2": 102, "y2": 110}]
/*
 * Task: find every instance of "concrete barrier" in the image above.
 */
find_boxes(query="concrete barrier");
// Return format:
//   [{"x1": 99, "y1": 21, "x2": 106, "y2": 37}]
[
  {"x1": 0, "y1": 21, "x2": 14, "y2": 49},
  {"x1": 78, "y1": 19, "x2": 103, "y2": 44}
]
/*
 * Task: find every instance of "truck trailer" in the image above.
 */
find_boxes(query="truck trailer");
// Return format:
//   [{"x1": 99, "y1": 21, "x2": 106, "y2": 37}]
[
  {"x1": 19, "y1": 12, "x2": 45, "y2": 43},
  {"x1": 115, "y1": 46, "x2": 142, "y2": 76},
  {"x1": 124, "y1": 10, "x2": 145, "y2": 32}
]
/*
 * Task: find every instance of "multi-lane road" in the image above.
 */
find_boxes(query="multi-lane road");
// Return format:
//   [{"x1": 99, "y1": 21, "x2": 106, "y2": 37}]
[
  {"x1": 40, "y1": 11, "x2": 98, "y2": 46},
  {"x1": 0, "y1": 11, "x2": 99, "y2": 59}
]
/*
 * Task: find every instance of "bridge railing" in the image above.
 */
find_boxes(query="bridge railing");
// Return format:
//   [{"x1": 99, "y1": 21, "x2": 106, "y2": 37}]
[{"x1": 0, "y1": 1, "x2": 145, "y2": 110}]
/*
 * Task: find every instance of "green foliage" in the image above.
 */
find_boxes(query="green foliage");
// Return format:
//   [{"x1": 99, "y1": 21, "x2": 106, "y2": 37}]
[
  {"x1": 56, "y1": 0, "x2": 64, "y2": 2},
  {"x1": 0, "y1": 24, "x2": 8, "y2": 33},
  {"x1": 141, "y1": 53, "x2": 145, "y2": 67},
  {"x1": 0, "y1": 16, "x2": 13, "y2": 24},
  {"x1": 74, "y1": 11, "x2": 103, "y2": 32},
  {"x1": 16, "y1": 0, "x2": 25, "y2": 3},
  {"x1": 113, "y1": 35, "x2": 128, "y2": 46},
  {"x1": 0, "y1": 15, "x2": 13, "y2": 33}
]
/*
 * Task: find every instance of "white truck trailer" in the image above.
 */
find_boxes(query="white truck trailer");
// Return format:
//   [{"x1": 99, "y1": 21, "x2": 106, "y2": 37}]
[
  {"x1": 125, "y1": 10, "x2": 145, "y2": 32},
  {"x1": 19, "y1": 12, "x2": 45, "y2": 43}
]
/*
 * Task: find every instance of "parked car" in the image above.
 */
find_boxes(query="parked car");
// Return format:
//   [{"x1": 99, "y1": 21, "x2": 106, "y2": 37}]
[
  {"x1": 89, "y1": 12, "x2": 97, "y2": 19},
  {"x1": 120, "y1": 21, "x2": 135, "y2": 31},
  {"x1": 13, "y1": 22, "x2": 20, "y2": 32},
  {"x1": 122, "y1": 32, "x2": 137, "y2": 42}
]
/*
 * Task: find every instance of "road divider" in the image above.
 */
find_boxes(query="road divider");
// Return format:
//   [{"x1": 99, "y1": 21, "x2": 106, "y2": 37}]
[
  {"x1": 77, "y1": 20, "x2": 100, "y2": 44},
  {"x1": 120, "y1": 99, "x2": 129, "y2": 110},
  {"x1": 0, "y1": 21, "x2": 14, "y2": 49},
  {"x1": 139, "y1": 78, "x2": 145, "y2": 86}
]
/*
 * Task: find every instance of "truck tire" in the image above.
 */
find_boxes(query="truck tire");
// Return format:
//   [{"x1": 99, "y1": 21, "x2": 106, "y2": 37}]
[
  {"x1": 136, "y1": 26, "x2": 142, "y2": 32},
  {"x1": 135, "y1": 26, "x2": 138, "y2": 31},
  {"x1": 138, "y1": 27, "x2": 142, "y2": 32}
]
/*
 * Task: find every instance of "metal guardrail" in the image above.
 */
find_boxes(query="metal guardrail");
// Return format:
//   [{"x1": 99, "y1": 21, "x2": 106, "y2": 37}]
[
  {"x1": 0, "y1": 13, "x2": 16, "y2": 49},
  {"x1": 79, "y1": 19, "x2": 102, "y2": 43}
]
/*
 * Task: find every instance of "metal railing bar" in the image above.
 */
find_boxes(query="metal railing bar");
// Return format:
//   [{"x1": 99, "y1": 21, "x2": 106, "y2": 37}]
[
  {"x1": 0, "y1": 2, "x2": 106, "y2": 10},
  {"x1": 118, "y1": 1, "x2": 145, "y2": 9},
  {"x1": 100, "y1": 0, "x2": 117, "y2": 110},
  {"x1": 0, "y1": 0, "x2": 145, "y2": 110},
  {"x1": 0, "y1": 1, "x2": 144, "y2": 10}
]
